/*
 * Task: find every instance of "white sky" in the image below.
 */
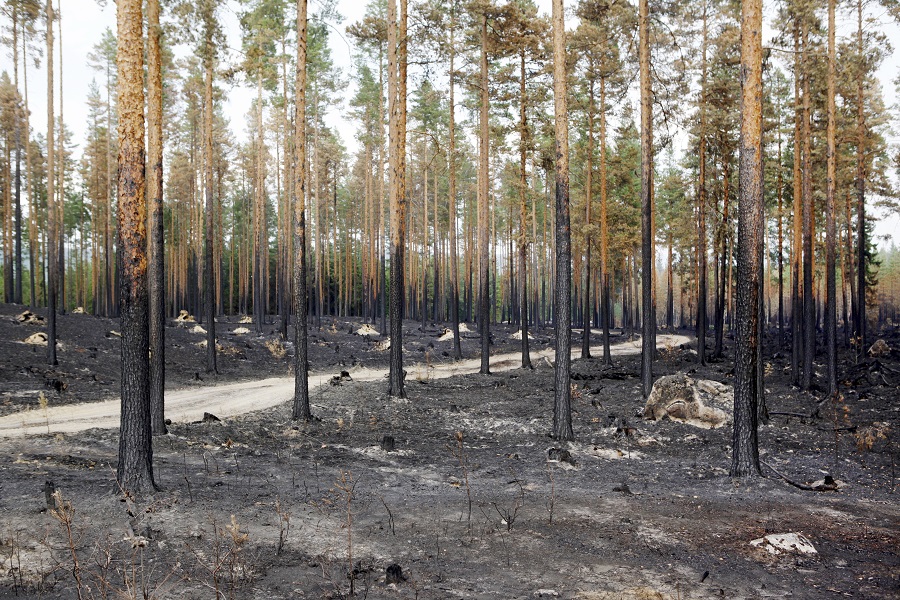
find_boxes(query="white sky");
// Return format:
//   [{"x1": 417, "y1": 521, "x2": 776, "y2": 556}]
[{"x1": 1, "y1": 0, "x2": 898, "y2": 241}]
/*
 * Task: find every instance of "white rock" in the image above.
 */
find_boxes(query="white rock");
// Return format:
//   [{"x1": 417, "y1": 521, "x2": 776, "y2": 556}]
[
  {"x1": 750, "y1": 532, "x2": 817, "y2": 555},
  {"x1": 356, "y1": 324, "x2": 379, "y2": 336}
]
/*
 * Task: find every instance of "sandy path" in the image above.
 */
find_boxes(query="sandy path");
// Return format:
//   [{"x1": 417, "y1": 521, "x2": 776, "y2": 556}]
[{"x1": 0, "y1": 334, "x2": 690, "y2": 438}]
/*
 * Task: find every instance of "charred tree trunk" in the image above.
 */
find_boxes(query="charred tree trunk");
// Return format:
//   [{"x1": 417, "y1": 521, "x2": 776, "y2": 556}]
[
  {"x1": 582, "y1": 71, "x2": 594, "y2": 359},
  {"x1": 639, "y1": 0, "x2": 654, "y2": 397},
  {"x1": 387, "y1": 0, "x2": 407, "y2": 397},
  {"x1": 519, "y1": 51, "x2": 532, "y2": 369},
  {"x1": 697, "y1": 2, "x2": 708, "y2": 365},
  {"x1": 448, "y1": 32, "x2": 462, "y2": 359},
  {"x1": 46, "y1": 0, "x2": 57, "y2": 366},
  {"x1": 801, "y1": 17, "x2": 814, "y2": 391},
  {"x1": 854, "y1": 0, "x2": 866, "y2": 359},
  {"x1": 148, "y1": 0, "x2": 166, "y2": 435},
  {"x1": 292, "y1": 0, "x2": 311, "y2": 421},
  {"x1": 790, "y1": 21, "x2": 803, "y2": 386},
  {"x1": 732, "y1": 0, "x2": 762, "y2": 477},
  {"x1": 116, "y1": 0, "x2": 156, "y2": 494},
  {"x1": 478, "y1": 13, "x2": 491, "y2": 375},
  {"x1": 203, "y1": 17, "x2": 217, "y2": 374},
  {"x1": 825, "y1": 0, "x2": 838, "y2": 397},
  {"x1": 551, "y1": 0, "x2": 572, "y2": 441}
]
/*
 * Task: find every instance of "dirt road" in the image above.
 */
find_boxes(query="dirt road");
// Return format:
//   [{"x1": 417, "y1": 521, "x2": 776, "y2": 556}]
[{"x1": 0, "y1": 334, "x2": 690, "y2": 438}]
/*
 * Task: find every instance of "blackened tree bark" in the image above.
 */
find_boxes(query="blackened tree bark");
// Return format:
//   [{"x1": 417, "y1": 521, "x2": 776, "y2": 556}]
[
  {"x1": 639, "y1": 0, "x2": 653, "y2": 398},
  {"x1": 387, "y1": 0, "x2": 407, "y2": 397},
  {"x1": 46, "y1": 0, "x2": 57, "y2": 366},
  {"x1": 147, "y1": 0, "x2": 166, "y2": 435},
  {"x1": 202, "y1": 7, "x2": 217, "y2": 374},
  {"x1": 292, "y1": 0, "x2": 311, "y2": 421},
  {"x1": 732, "y1": 0, "x2": 762, "y2": 477},
  {"x1": 448, "y1": 17, "x2": 462, "y2": 360},
  {"x1": 551, "y1": 0, "x2": 572, "y2": 441},
  {"x1": 776, "y1": 117, "x2": 784, "y2": 349},
  {"x1": 599, "y1": 74, "x2": 611, "y2": 365},
  {"x1": 56, "y1": 0, "x2": 64, "y2": 315},
  {"x1": 854, "y1": 0, "x2": 866, "y2": 360},
  {"x1": 478, "y1": 11, "x2": 491, "y2": 375},
  {"x1": 116, "y1": 0, "x2": 156, "y2": 493},
  {"x1": 790, "y1": 20, "x2": 802, "y2": 386},
  {"x1": 825, "y1": 0, "x2": 837, "y2": 397},
  {"x1": 254, "y1": 68, "x2": 266, "y2": 335},
  {"x1": 518, "y1": 50, "x2": 532, "y2": 369},
  {"x1": 801, "y1": 16, "x2": 814, "y2": 391},
  {"x1": 697, "y1": 1, "x2": 708, "y2": 366},
  {"x1": 11, "y1": 3, "x2": 22, "y2": 305},
  {"x1": 581, "y1": 70, "x2": 594, "y2": 360}
]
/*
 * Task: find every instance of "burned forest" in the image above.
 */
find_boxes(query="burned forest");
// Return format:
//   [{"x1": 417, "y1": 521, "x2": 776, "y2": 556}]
[{"x1": 0, "y1": 0, "x2": 898, "y2": 598}]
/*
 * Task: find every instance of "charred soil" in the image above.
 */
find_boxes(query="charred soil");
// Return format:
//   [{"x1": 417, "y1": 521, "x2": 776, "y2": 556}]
[{"x1": 0, "y1": 303, "x2": 897, "y2": 599}]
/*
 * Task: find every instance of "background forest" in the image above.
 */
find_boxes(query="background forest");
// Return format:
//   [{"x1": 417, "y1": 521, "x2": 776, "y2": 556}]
[{"x1": 0, "y1": 0, "x2": 898, "y2": 350}]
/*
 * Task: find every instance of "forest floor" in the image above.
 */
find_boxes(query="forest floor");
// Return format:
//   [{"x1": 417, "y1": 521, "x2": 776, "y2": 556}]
[{"x1": 0, "y1": 302, "x2": 897, "y2": 599}]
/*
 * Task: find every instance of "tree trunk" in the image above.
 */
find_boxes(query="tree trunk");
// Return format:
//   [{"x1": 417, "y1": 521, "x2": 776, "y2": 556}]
[
  {"x1": 855, "y1": 0, "x2": 866, "y2": 359},
  {"x1": 825, "y1": 0, "x2": 837, "y2": 397},
  {"x1": 801, "y1": 16, "x2": 814, "y2": 391},
  {"x1": 666, "y1": 238, "x2": 674, "y2": 330},
  {"x1": 599, "y1": 75, "x2": 611, "y2": 364},
  {"x1": 57, "y1": 0, "x2": 65, "y2": 315},
  {"x1": 46, "y1": 0, "x2": 57, "y2": 366},
  {"x1": 697, "y1": 1, "x2": 708, "y2": 365},
  {"x1": 639, "y1": 0, "x2": 654, "y2": 397},
  {"x1": 255, "y1": 70, "x2": 265, "y2": 334},
  {"x1": 551, "y1": 0, "x2": 572, "y2": 441},
  {"x1": 387, "y1": 0, "x2": 407, "y2": 397},
  {"x1": 581, "y1": 70, "x2": 593, "y2": 359},
  {"x1": 203, "y1": 18, "x2": 217, "y2": 374},
  {"x1": 22, "y1": 17, "x2": 35, "y2": 308},
  {"x1": 116, "y1": 0, "x2": 156, "y2": 494},
  {"x1": 519, "y1": 51, "x2": 532, "y2": 369},
  {"x1": 776, "y1": 118, "x2": 784, "y2": 348},
  {"x1": 791, "y1": 20, "x2": 803, "y2": 386},
  {"x1": 292, "y1": 0, "x2": 311, "y2": 420},
  {"x1": 147, "y1": 0, "x2": 166, "y2": 435},
  {"x1": 448, "y1": 35, "x2": 462, "y2": 359},
  {"x1": 11, "y1": 5, "x2": 22, "y2": 305},
  {"x1": 731, "y1": 0, "x2": 762, "y2": 477},
  {"x1": 478, "y1": 13, "x2": 491, "y2": 375},
  {"x1": 714, "y1": 160, "x2": 729, "y2": 359}
]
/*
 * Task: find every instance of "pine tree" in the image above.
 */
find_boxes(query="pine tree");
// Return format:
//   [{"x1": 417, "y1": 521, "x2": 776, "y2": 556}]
[
  {"x1": 116, "y1": 0, "x2": 156, "y2": 494},
  {"x1": 147, "y1": 0, "x2": 166, "y2": 435},
  {"x1": 292, "y1": 0, "x2": 311, "y2": 420},
  {"x1": 551, "y1": 0, "x2": 572, "y2": 441},
  {"x1": 731, "y1": 0, "x2": 763, "y2": 477},
  {"x1": 638, "y1": 0, "x2": 653, "y2": 397}
]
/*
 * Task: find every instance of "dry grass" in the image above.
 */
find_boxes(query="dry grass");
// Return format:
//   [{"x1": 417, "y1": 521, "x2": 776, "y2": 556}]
[{"x1": 265, "y1": 339, "x2": 287, "y2": 359}]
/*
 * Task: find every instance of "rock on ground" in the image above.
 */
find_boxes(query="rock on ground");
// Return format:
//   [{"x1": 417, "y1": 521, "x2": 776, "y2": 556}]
[{"x1": 642, "y1": 372, "x2": 732, "y2": 429}]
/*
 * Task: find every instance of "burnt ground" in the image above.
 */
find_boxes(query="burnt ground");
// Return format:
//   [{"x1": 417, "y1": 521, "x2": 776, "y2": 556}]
[{"x1": 0, "y1": 301, "x2": 897, "y2": 599}]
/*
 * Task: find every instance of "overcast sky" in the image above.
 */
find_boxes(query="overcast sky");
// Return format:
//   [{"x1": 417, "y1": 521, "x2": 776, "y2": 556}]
[{"x1": 1, "y1": 0, "x2": 898, "y2": 241}]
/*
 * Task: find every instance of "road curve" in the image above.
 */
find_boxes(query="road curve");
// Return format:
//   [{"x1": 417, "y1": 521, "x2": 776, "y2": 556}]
[{"x1": 0, "y1": 334, "x2": 691, "y2": 438}]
